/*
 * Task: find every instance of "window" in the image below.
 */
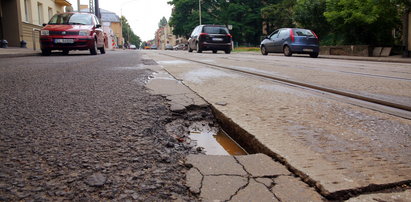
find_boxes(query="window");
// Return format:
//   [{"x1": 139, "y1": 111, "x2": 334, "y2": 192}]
[
  {"x1": 37, "y1": 2, "x2": 43, "y2": 25},
  {"x1": 48, "y1": 7, "x2": 53, "y2": 22},
  {"x1": 24, "y1": 0, "x2": 32, "y2": 22},
  {"x1": 278, "y1": 29, "x2": 289, "y2": 38},
  {"x1": 269, "y1": 30, "x2": 279, "y2": 40}
]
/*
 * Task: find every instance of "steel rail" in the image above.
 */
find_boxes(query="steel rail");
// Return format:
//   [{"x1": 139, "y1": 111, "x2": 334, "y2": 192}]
[{"x1": 160, "y1": 53, "x2": 411, "y2": 112}]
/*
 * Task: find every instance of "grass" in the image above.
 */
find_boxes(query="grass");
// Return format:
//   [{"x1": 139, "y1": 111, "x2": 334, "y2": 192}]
[{"x1": 233, "y1": 47, "x2": 260, "y2": 52}]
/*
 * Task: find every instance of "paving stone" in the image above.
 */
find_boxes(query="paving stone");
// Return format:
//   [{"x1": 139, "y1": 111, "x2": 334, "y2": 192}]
[
  {"x1": 186, "y1": 168, "x2": 202, "y2": 194},
  {"x1": 346, "y1": 189, "x2": 411, "y2": 202},
  {"x1": 231, "y1": 179, "x2": 279, "y2": 202},
  {"x1": 186, "y1": 155, "x2": 247, "y2": 176},
  {"x1": 200, "y1": 176, "x2": 247, "y2": 201},
  {"x1": 235, "y1": 154, "x2": 290, "y2": 177},
  {"x1": 272, "y1": 176, "x2": 324, "y2": 202}
]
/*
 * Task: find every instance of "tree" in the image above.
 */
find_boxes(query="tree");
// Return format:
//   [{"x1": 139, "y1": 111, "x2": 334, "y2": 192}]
[
  {"x1": 324, "y1": 0, "x2": 401, "y2": 45},
  {"x1": 261, "y1": 0, "x2": 296, "y2": 34},
  {"x1": 158, "y1": 17, "x2": 168, "y2": 28},
  {"x1": 121, "y1": 16, "x2": 142, "y2": 46},
  {"x1": 294, "y1": 0, "x2": 329, "y2": 38}
]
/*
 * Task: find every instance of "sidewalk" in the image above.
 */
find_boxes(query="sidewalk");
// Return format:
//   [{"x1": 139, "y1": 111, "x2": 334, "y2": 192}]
[
  {"x1": 0, "y1": 47, "x2": 40, "y2": 58},
  {"x1": 237, "y1": 51, "x2": 411, "y2": 64}
]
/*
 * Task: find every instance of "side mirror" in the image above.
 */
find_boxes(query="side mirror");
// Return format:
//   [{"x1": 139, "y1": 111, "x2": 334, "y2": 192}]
[
  {"x1": 96, "y1": 24, "x2": 101, "y2": 28},
  {"x1": 42, "y1": 23, "x2": 47, "y2": 26}
]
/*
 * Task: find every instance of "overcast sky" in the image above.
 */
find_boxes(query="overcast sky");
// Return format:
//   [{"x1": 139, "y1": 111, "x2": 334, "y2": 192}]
[{"x1": 67, "y1": 0, "x2": 173, "y2": 41}]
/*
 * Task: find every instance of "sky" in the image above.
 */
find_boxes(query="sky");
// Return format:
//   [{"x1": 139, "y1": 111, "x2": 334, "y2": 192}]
[{"x1": 67, "y1": 0, "x2": 173, "y2": 41}]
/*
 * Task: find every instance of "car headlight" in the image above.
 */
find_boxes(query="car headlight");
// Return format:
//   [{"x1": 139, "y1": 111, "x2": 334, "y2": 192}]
[
  {"x1": 40, "y1": 30, "x2": 49, "y2": 36},
  {"x1": 79, "y1": 30, "x2": 90, "y2": 36}
]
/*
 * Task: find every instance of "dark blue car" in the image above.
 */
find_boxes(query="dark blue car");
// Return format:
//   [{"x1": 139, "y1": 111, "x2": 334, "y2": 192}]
[{"x1": 260, "y1": 28, "x2": 319, "y2": 58}]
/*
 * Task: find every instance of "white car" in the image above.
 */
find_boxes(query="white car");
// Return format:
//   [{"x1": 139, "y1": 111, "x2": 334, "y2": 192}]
[{"x1": 129, "y1": 44, "x2": 137, "y2": 49}]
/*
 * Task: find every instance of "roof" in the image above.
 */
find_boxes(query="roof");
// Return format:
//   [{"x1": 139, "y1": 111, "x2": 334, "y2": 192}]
[{"x1": 80, "y1": 8, "x2": 120, "y2": 23}]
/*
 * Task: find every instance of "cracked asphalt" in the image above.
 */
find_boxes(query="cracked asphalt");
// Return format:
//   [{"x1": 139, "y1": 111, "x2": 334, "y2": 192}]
[{"x1": 0, "y1": 51, "x2": 215, "y2": 201}]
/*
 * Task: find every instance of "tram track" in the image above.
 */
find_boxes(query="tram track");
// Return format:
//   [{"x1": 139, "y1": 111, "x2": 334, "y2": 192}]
[{"x1": 160, "y1": 52, "x2": 411, "y2": 119}]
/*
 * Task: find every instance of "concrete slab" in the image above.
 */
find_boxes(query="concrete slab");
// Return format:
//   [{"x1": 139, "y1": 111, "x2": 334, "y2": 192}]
[
  {"x1": 346, "y1": 189, "x2": 411, "y2": 202},
  {"x1": 231, "y1": 179, "x2": 279, "y2": 202},
  {"x1": 186, "y1": 155, "x2": 247, "y2": 176},
  {"x1": 201, "y1": 175, "x2": 247, "y2": 201},
  {"x1": 381, "y1": 47, "x2": 392, "y2": 57},
  {"x1": 373, "y1": 47, "x2": 383, "y2": 56},
  {"x1": 272, "y1": 176, "x2": 324, "y2": 202},
  {"x1": 235, "y1": 154, "x2": 290, "y2": 177},
  {"x1": 186, "y1": 168, "x2": 202, "y2": 194}
]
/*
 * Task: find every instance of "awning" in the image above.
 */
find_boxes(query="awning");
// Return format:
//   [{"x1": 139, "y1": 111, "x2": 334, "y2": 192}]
[{"x1": 55, "y1": 0, "x2": 71, "y2": 6}]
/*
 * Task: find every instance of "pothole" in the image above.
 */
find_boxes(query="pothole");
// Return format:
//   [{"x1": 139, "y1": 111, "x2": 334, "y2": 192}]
[{"x1": 189, "y1": 121, "x2": 247, "y2": 155}]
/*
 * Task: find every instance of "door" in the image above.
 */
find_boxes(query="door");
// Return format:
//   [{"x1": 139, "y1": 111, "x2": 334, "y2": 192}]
[
  {"x1": 264, "y1": 30, "x2": 279, "y2": 52},
  {"x1": 273, "y1": 29, "x2": 288, "y2": 52}
]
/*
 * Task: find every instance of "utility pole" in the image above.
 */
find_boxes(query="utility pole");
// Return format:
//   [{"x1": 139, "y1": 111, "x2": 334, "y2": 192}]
[
  {"x1": 94, "y1": 0, "x2": 101, "y2": 19},
  {"x1": 199, "y1": 0, "x2": 201, "y2": 25},
  {"x1": 77, "y1": 0, "x2": 80, "y2": 11}
]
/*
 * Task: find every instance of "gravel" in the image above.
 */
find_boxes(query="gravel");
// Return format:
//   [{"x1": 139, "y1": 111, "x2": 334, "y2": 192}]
[{"x1": 0, "y1": 51, "x2": 213, "y2": 201}]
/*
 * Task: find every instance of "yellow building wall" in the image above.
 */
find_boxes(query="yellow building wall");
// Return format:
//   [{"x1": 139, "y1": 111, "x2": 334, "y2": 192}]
[
  {"x1": 19, "y1": 0, "x2": 68, "y2": 49},
  {"x1": 111, "y1": 22, "x2": 123, "y2": 46}
]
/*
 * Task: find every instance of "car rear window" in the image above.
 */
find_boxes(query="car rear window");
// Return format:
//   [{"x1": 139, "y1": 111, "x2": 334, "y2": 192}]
[
  {"x1": 203, "y1": 26, "x2": 229, "y2": 34},
  {"x1": 49, "y1": 13, "x2": 92, "y2": 25},
  {"x1": 294, "y1": 29, "x2": 314, "y2": 37}
]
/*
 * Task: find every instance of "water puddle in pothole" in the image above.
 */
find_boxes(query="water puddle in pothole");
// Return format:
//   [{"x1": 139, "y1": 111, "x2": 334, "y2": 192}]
[{"x1": 189, "y1": 122, "x2": 247, "y2": 155}]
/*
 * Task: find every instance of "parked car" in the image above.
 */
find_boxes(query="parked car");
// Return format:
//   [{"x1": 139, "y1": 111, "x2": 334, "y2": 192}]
[
  {"x1": 165, "y1": 44, "x2": 173, "y2": 50},
  {"x1": 260, "y1": 28, "x2": 319, "y2": 58},
  {"x1": 40, "y1": 12, "x2": 105, "y2": 56},
  {"x1": 188, "y1": 25, "x2": 232, "y2": 54},
  {"x1": 173, "y1": 43, "x2": 187, "y2": 50},
  {"x1": 150, "y1": 45, "x2": 158, "y2": 50},
  {"x1": 129, "y1": 44, "x2": 137, "y2": 49}
]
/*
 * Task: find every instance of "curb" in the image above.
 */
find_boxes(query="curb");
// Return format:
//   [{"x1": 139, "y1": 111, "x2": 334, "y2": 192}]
[{"x1": 0, "y1": 53, "x2": 41, "y2": 58}]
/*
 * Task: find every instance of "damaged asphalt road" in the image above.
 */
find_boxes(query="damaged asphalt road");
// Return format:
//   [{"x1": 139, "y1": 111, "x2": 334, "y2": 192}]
[{"x1": 0, "y1": 51, "x2": 215, "y2": 201}]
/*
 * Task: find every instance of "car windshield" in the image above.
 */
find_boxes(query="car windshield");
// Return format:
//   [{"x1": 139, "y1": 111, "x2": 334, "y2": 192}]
[
  {"x1": 203, "y1": 27, "x2": 229, "y2": 34},
  {"x1": 48, "y1": 13, "x2": 92, "y2": 25},
  {"x1": 294, "y1": 29, "x2": 314, "y2": 37}
]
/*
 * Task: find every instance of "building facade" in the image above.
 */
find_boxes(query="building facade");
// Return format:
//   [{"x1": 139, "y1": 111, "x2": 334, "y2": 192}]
[
  {"x1": 81, "y1": 7, "x2": 123, "y2": 50},
  {"x1": 0, "y1": 0, "x2": 70, "y2": 48}
]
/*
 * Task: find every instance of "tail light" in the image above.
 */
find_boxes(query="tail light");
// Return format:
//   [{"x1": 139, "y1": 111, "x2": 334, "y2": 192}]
[
  {"x1": 312, "y1": 31, "x2": 318, "y2": 39},
  {"x1": 227, "y1": 34, "x2": 232, "y2": 38},
  {"x1": 199, "y1": 33, "x2": 208, "y2": 36},
  {"x1": 290, "y1": 29, "x2": 295, "y2": 42}
]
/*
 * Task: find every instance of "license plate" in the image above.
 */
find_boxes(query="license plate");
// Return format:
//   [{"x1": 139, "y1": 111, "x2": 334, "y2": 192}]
[
  {"x1": 212, "y1": 38, "x2": 223, "y2": 41},
  {"x1": 303, "y1": 48, "x2": 313, "y2": 52},
  {"x1": 54, "y1": 39, "x2": 74, "y2": 44}
]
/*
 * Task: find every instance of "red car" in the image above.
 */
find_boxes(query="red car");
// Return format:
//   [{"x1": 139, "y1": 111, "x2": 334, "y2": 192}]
[{"x1": 40, "y1": 12, "x2": 105, "y2": 56}]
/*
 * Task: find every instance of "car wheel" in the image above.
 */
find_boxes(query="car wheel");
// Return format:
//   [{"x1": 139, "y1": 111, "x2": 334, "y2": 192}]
[
  {"x1": 283, "y1": 45, "x2": 292, "y2": 57},
  {"x1": 261, "y1": 46, "x2": 268, "y2": 55},
  {"x1": 90, "y1": 40, "x2": 98, "y2": 55},
  {"x1": 41, "y1": 49, "x2": 51, "y2": 56},
  {"x1": 310, "y1": 52, "x2": 319, "y2": 58},
  {"x1": 62, "y1": 50, "x2": 69, "y2": 55},
  {"x1": 196, "y1": 43, "x2": 202, "y2": 53},
  {"x1": 99, "y1": 46, "x2": 106, "y2": 54},
  {"x1": 212, "y1": 50, "x2": 217, "y2": 54},
  {"x1": 188, "y1": 45, "x2": 193, "y2": 52},
  {"x1": 224, "y1": 49, "x2": 231, "y2": 54}
]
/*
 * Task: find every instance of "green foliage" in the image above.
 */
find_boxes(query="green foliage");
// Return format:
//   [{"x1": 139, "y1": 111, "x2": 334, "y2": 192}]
[
  {"x1": 294, "y1": 0, "x2": 329, "y2": 38},
  {"x1": 121, "y1": 16, "x2": 142, "y2": 46},
  {"x1": 158, "y1": 17, "x2": 168, "y2": 28},
  {"x1": 324, "y1": 0, "x2": 401, "y2": 45},
  {"x1": 261, "y1": 0, "x2": 295, "y2": 34},
  {"x1": 168, "y1": 0, "x2": 406, "y2": 46}
]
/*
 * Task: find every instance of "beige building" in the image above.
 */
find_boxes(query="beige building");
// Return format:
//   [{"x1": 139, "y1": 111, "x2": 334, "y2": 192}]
[
  {"x1": 156, "y1": 24, "x2": 177, "y2": 50},
  {"x1": 0, "y1": 0, "x2": 70, "y2": 48}
]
